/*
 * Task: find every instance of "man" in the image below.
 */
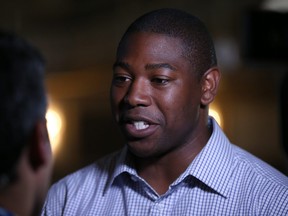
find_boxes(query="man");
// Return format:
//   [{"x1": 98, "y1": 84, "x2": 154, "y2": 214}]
[
  {"x1": 42, "y1": 8, "x2": 288, "y2": 215},
  {"x1": 0, "y1": 31, "x2": 53, "y2": 216}
]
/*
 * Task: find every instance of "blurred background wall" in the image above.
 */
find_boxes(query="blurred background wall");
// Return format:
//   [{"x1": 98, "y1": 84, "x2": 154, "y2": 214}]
[{"x1": 1, "y1": 0, "x2": 287, "y2": 182}]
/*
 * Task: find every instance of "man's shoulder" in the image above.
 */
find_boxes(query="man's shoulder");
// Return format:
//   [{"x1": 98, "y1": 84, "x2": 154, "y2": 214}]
[
  {"x1": 50, "y1": 149, "x2": 123, "y2": 193},
  {"x1": 225, "y1": 144, "x2": 288, "y2": 214},
  {"x1": 42, "y1": 150, "x2": 125, "y2": 214},
  {"x1": 0, "y1": 207, "x2": 14, "y2": 216},
  {"x1": 231, "y1": 144, "x2": 288, "y2": 188}
]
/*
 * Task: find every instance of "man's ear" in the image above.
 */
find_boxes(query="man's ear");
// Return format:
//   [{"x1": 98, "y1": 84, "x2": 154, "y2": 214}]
[
  {"x1": 201, "y1": 67, "x2": 221, "y2": 106},
  {"x1": 28, "y1": 120, "x2": 51, "y2": 171}
]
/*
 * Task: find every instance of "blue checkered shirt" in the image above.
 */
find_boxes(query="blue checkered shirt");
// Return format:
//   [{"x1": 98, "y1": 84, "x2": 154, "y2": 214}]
[{"x1": 42, "y1": 118, "x2": 288, "y2": 215}]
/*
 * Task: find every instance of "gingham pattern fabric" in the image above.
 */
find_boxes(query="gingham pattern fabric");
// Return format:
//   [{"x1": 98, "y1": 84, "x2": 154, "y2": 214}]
[{"x1": 42, "y1": 118, "x2": 288, "y2": 215}]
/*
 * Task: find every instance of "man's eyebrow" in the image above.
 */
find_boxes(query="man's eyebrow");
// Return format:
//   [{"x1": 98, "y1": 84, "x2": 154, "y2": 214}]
[
  {"x1": 113, "y1": 61, "x2": 130, "y2": 70},
  {"x1": 145, "y1": 63, "x2": 176, "y2": 71},
  {"x1": 113, "y1": 62, "x2": 177, "y2": 71}
]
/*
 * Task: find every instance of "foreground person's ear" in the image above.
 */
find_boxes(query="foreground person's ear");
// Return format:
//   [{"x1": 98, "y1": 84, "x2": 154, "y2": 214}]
[
  {"x1": 28, "y1": 120, "x2": 51, "y2": 171},
  {"x1": 201, "y1": 67, "x2": 221, "y2": 106}
]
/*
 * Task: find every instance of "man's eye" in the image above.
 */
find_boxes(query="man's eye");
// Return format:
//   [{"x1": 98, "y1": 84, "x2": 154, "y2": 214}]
[
  {"x1": 113, "y1": 76, "x2": 130, "y2": 83},
  {"x1": 152, "y1": 78, "x2": 169, "y2": 85}
]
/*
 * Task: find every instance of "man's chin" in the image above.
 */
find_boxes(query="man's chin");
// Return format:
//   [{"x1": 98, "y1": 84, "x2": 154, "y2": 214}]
[{"x1": 126, "y1": 142, "x2": 160, "y2": 159}]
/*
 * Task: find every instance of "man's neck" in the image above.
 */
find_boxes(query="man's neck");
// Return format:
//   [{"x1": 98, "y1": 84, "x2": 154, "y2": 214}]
[
  {"x1": 134, "y1": 142, "x2": 206, "y2": 195},
  {"x1": 133, "y1": 121, "x2": 213, "y2": 195}
]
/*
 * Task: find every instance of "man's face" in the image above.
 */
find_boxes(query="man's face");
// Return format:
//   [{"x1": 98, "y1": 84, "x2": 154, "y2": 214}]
[
  {"x1": 110, "y1": 32, "x2": 204, "y2": 158},
  {"x1": 33, "y1": 123, "x2": 53, "y2": 216}
]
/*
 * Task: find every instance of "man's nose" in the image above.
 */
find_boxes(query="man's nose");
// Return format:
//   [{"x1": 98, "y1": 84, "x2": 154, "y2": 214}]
[{"x1": 124, "y1": 79, "x2": 152, "y2": 107}]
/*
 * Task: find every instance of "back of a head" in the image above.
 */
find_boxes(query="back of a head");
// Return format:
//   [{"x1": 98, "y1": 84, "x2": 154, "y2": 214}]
[
  {"x1": 0, "y1": 30, "x2": 47, "y2": 186},
  {"x1": 117, "y1": 8, "x2": 217, "y2": 78}
]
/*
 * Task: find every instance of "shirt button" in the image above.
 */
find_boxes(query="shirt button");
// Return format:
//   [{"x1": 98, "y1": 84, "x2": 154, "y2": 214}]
[{"x1": 157, "y1": 203, "x2": 164, "y2": 210}]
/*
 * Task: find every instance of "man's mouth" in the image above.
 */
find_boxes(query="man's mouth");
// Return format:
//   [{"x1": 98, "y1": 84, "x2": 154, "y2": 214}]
[
  {"x1": 119, "y1": 113, "x2": 159, "y2": 138},
  {"x1": 133, "y1": 121, "x2": 149, "y2": 130}
]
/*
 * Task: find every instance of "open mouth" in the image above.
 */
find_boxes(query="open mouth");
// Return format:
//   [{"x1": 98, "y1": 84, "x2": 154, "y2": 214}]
[
  {"x1": 119, "y1": 113, "x2": 159, "y2": 138},
  {"x1": 133, "y1": 121, "x2": 149, "y2": 130},
  {"x1": 121, "y1": 119, "x2": 158, "y2": 138}
]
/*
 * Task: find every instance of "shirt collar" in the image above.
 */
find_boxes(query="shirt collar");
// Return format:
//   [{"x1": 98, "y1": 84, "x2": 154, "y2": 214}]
[
  {"x1": 113, "y1": 146, "x2": 136, "y2": 178},
  {"x1": 104, "y1": 146, "x2": 136, "y2": 194},
  {"x1": 106, "y1": 117, "x2": 234, "y2": 198},
  {"x1": 182, "y1": 117, "x2": 234, "y2": 197}
]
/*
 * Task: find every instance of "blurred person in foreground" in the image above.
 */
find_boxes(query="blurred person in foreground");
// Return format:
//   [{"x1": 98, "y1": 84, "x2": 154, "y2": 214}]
[
  {"x1": 42, "y1": 8, "x2": 288, "y2": 215},
  {"x1": 0, "y1": 30, "x2": 53, "y2": 216}
]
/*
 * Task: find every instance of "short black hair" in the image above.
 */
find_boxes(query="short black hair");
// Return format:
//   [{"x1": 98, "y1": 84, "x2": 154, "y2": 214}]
[
  {"x1": 0, "y1": 30, "x2": 47, "y2": 183},
  {"x1": 117, "y1": 8, "x2": 217, "y2": 78}
]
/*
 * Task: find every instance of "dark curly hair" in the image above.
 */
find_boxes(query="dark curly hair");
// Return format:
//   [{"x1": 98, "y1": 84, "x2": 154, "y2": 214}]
[
  {"x1": 117, "y1": 8, "x2": 217, "y2": 79},
  {"x1": 0, "y1": 30, "x2": 47, "y2": 184}
]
